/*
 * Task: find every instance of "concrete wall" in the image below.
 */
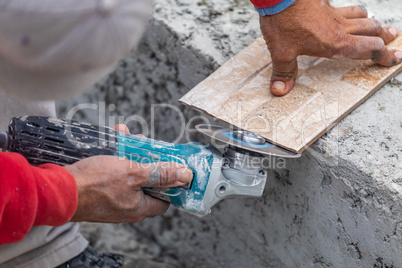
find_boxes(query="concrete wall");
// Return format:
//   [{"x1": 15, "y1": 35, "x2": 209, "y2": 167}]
[{"x1": 57, "y1": 0, "x2": 402, "y2": 267}]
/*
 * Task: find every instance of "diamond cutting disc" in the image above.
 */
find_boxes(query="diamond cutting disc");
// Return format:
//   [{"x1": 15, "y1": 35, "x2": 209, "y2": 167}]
[{"x1": 195, "y1": 124, "x2": 301, "y2": 158}]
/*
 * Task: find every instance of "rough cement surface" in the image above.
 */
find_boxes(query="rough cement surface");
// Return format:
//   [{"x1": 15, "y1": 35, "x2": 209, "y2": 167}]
[
  {"x1": 57, "y1": 0, "x2": 402, "y2": 267},
  {"x1": 78, "y1": 222, "x2": 175, "y2": 267},
  {"x1": 57, "y1": 0, "x2": 259, "y2": 142}
]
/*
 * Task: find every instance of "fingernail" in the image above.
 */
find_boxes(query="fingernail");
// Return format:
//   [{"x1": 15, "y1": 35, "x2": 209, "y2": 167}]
[
  {"x1": 395, "y1": 51, "x2": 402, "y2": 60},
  {"x1": 388, "y1": 26, "x2": 398, "y2": 36},
  {"x1": 272, "y1": 81, "x2": 286, "y2": 92},
  {"x1": 177, "y1": 167, "x2": 193, "y2": 184}
]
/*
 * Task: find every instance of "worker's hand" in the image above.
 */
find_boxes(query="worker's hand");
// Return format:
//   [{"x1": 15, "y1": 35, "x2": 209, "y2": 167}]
[
  {"x1": 260, "y1": 0, "x2": 402, "y2": 96},
  {"x1": 65, "y1": 125, "x2": 193, "y2": 223}
]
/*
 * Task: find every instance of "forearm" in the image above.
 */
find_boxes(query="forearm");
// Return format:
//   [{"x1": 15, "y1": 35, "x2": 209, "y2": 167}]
[{"x1": 0, "y1": 152, "x2": 77, "y2": 245}]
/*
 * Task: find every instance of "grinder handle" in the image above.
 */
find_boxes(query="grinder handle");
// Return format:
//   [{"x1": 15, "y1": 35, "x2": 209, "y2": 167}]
[{"x1": 4, "y1": 116, "x2": 215, "y2": 216}]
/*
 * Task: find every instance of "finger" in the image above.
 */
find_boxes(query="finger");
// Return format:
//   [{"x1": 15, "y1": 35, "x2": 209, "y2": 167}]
[
  {"x1": 371, "y1": 48, "x2": 402, "y2": 66},
  {"x1": 137, "y1": 195, "x2": 170, "y2": 219},
  {"x1": 379, "y1": 26, "x2": 399, "y2": 45},
  {"x1": 137, "y1": 162, "x2": 193, "y2": 188},
  {"x1": 346, "y1": 18, "x2": 398, "y2": 44},
  {"x1": 340, "y1": 35, "x2": 402, "y2": 66},
  {"x1": 269, "y1": 53, "x2": 298, "y2": 96},
  {"x1": 337, "y1": 5, "x2": 368, "y2": 19},
  {"x1": 114, "y1": 124, "x2": 130, "y2": 134}
]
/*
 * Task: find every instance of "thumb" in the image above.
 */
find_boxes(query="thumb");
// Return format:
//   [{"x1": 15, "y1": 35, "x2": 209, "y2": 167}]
[
  {"x1": 142, "y1": 162, "x2": 193, "y2": 188},
  {"x1": 269, "y1": 54, "x2": 298, "y2": 96}
]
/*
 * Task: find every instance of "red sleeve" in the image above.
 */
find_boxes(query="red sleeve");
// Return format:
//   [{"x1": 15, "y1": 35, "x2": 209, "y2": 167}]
[
  {"x1": 250, "y1": 0, "x2": 283, "y2": 8},
  {"x1": 0, "y1": 152, "x2": 78, "y2": 245}
]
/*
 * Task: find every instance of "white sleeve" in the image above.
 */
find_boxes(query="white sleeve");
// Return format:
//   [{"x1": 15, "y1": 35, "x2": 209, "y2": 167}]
[{"x1": 0, "y1": 0, "x2": 152, "y2": 100}]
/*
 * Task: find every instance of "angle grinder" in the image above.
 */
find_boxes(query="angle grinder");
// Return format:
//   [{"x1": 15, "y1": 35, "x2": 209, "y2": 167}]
[{"x1": 0, "y1": 116, "x2": 300, "y2": 216}]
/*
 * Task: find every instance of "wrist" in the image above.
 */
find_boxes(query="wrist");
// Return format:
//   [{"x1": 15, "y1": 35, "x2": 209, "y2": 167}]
[
  {"x1": 253, "y1": 0, "x2": 296, "y2": 15},
  {"x1": 63, "y1": 164, "x2": 86, "y2": 222}
]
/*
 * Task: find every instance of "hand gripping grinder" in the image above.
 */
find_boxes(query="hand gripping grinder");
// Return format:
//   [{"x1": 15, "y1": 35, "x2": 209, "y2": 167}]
[{"x1": 0, "y1": 116, "x2": 300, "y2": 216}]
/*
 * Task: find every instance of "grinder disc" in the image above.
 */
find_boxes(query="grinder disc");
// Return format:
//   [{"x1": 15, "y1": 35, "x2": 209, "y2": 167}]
[{"x1": 195, "y1": 124, "x2": 301, "y2": 158}]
